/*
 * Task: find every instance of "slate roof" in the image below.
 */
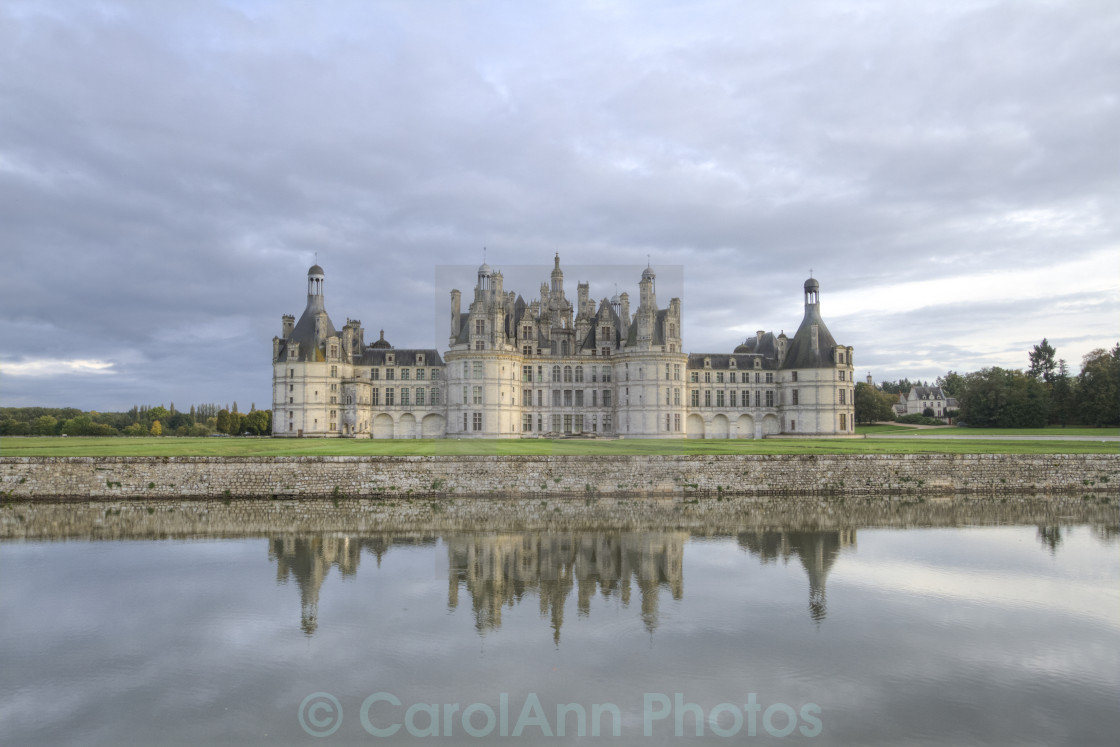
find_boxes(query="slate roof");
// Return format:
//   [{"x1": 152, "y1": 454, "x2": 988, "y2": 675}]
[{"x1": 781, "y1": 303, "x2": 839, "y2": 369}]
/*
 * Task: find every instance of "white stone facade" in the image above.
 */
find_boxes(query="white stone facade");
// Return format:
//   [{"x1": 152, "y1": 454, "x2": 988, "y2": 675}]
[{"x1": 272, "y1": 258, "x2": 855, "y2": 438}]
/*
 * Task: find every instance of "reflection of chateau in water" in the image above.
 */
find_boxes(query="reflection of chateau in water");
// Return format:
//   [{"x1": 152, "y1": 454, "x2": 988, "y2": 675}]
[
  {"x1": 446, "y1": 532, "x2": 685, "y2": 642},
  {"x1": 737, "y1": 530, "x2": 856, "y2": 622},
  {"x1": 269, "y1": 535, "x2": 436, "y2": 634}
]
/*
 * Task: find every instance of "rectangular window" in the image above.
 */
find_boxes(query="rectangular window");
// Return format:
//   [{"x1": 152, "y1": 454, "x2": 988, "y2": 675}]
[
  {"x1": 673, "y1": 388, "x2": 681, "y2": 406},
  {"x1": 691, "y1": 390, "x2": 700, "y2": 407},
  {"x1": 766, "y1": 390, "x2": 774, "y2": 407},
  {"x1": 755, "y1": 373, "x2": 761, "y2": 384},
  {"x1": 431, "y1": 368, "x2": 440, "y2": 380},
  {"x1": 371, "y1": 389, "x2": 380, "y2": 406},
  {"x1": 674, "y1": 364, "x2": 681, "y2": 381},
  {"x1": 602, "y1": 390, "x2": 612, "y2": 407},
  {"x1": 791, "y1": 371, "x2": 798, "y2": 382},
  {"x1": 523, "y1": 345, "x2": 532, "y2": 356},
  {"x1": 792, "y1": 390, "x2": 799, "y2": 405},
  {"x1": 765, "y1": 372, "x2": 773, "y2": 384},
  {"x1": 666, "y1": 388, "x2": 671, "y2": 405},
  {"x1": 730, "y1": 372, "x2": 737, "y2": 383},
  {"x1": 716, "y1": 372, "x2": 724, "y2": 383},
  {"x1": 475, "y1": 319, "x2": 485, "y2": 335},
  {"x1": 674, "y1": 414, "x2": 681, "y2": 432},
  {"x1": 329, "y1": 395, "x2": 337, "y2": 404},
  {"x1": 415, "y1": 388, "x2": 425, "y2": 406},
  {"x1": 563, "y1": 414, "x2": 572, "y2": 433},
  {"x1": 730, "y1": 390, "x2": 737, "y2": 407},
  {"x1": 537, "y1": 415, "x2": 542, "y2": 431},
  {"x1": 330, "y1": 365, "x2": 338, "y2": 377},
  {"x1": 473, "y1": 362, "x2": 484, "y2": 379},
  {"x1": 665, "y1": 364, "x2": 670, "y2": 380},
  {"x1": 574, "y1": 414, "x2": 583, "y2": 433},
  {"x1": 400, "y1": 368, "x2": 410, "y2": 381},
  {"x1": 704, "y1": 390, "x2": 711, "y2": 407},
  {"x1": 416, "y1": 369, "x2": 425, "y2": 381},
  {"x1": 463, "y1": 413, "x2": 468, "y2": 431},
  {"x1": 592, "y1": 390, "x2": 598, "y2": 406},
  {"x1": 666, "y1": 414, "x2": 671, "y2": 432},
  {"x1": 385, "y1": 368, "x2": 395, "y2": 381},
  {"x1": 370, "y1": 368, "x2": 380, "y2": 380},
  {"x1": 575, "y1": 390, "x2": 584, "y2": 407},
  {"x1": 289, "y1": 369, "x2": 294, "y2": 378},
  {"x1": 523, "y1": 389, "x2": 532, "y2": 406},
  {"x1": 755, "y1": 390, "x2": 761, "y2": 407},
  {"x1": 704, "y1": 371, "x2": 711, "y2": 383},
  {"x1": 790, "y1": 419, "x2": 796, "y2": 431},
  {"x1": 522, "y1": 414, "x2": 532, "y2": 432},
  {"x1": 839, "y1": 370, "x2": 845, "y2": 381},
  {"x1": 603, "y1": 414, "x2": 612, "y2": 432},
  {"x1": 716, "y1": 390, "x2": 725, "y2": 407},
  {"x1": 400, "y1": 389, "x2": 410, "y2": 406},
  {"x1": 462, "y1": 385, "x2": 468, "y2": 404},
  {"x1": 472, "y1": 412, "x2": 482, "y2": 431},
  {"x1": 430, "y1": 389, "x2": 440, "y2": 406},
  {"x1": 472, "y1": 385, "x2": 483, "y2": 405},
  {"x1": 840, "y1": 413, "x2": 847, "y2": 431},
  {"x1": 385, "y1": 388, "x2": 395, "y2": 406},
  {"x1": 462, "y1": 362, "x2": 470, "y2": 379},
  {"x1": 690, "y1": 371, "x2": 699, "y2": 383},
  {"x1": 564, "y1": 390, "x2": 573, "y2": 407},
  {"x1": 551, "y1": 414, "x2": 561, "y2": 432},
  {"x1": 522, "y1": 365, "x2": 533, "y2": 382},
  {"x1": 839, "y1": 389, "x2": 846, "y2": 405},
  {"x1": 537, "y1": 390, "x2": 543, "y2": 406}
]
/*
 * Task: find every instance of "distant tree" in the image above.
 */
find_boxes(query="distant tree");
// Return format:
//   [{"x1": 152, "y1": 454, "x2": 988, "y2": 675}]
[
  {"x1": 1050, "y1": 359, "x2": 1077, "y2": 426},
  {"x1": 958, "y1": 367, "x2": 1050, "y2": 427},
  {"x1": 123, "y1": 423, "x2": 146, "y2": 436},
  {"x1": 854, "y1": 382, "x2": 898, "y2": 424},
  {"x1": 216, "y1": 409, "x2": 231, "y2": 434},
  {"x1": 879, "y1": 378, "x2": 913, "y2": 396},
  {"x1": 32, "y1": 415, "x2": 59, "y2": 436},
  {"x1": 241, "y1": 409, "x2": 271, "y2": 435},
  {"x1": 935, "y1": 371, "x2": 965, "y2": 398},
  {"x1": 150, "y1": 420, "x2": 162, "y2": 436},
  {"x1": 146, "y1": 405, "x2": 170, "y2": 425},
  {"x1": 1028, "y1": 339, "x2": 1058, "y2": 386},
  {"x1": 232, "y1": 401, "x2": 239, "y2": 414},
  {"x1": 189, "y1": 423, "x2": 211, "y2": 437},
  {"x1": 922, "y1": 407, "x2": 935, "y2": 417},
  {"x1": 227, "y1": 412, "x2": 242, "y2": 435},
  {"x1": 1077, "y1": 345, "x2": 1120, "y2": 426}
]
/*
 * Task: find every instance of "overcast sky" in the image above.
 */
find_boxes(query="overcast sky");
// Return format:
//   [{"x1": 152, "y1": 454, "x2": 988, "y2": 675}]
[{"x1": 1, "y1": 0, "x2": 1117, "y2": 412}]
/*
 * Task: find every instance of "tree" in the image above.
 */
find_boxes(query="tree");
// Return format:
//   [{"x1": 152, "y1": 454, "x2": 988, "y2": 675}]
[
  {"x1": 958, "y1": 367, "x2": 1050, "y2": 427},
  {"x1": 1050, "y1": 359, "x2": 1077, "y2": 426},
  {"x1": 216, "y1": 409, "x2": 231, "y2": 434},
  {"x1": 146, "y1": 405, "x2": 170, "y2": 424},
  {"x1": 1028, "y1": 339, "x2": 1058, "y2": 386},
  {"x1": 854, "y1": 382, "x2": 897, "y2": 424},
  {"x1": 1077, "y1": 344, "x2": 1120, "y2": 426},
  {"x1": 936, "y1": 371, "x2": 965, "y2": 398},
  {"x1": 150, "y1": 420, "x2": 162, "y2": 436}
]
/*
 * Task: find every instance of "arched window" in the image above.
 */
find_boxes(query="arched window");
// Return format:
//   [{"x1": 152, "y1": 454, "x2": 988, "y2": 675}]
[
  {"x1": 552, "y1": 365, "x2": 561, "y2": 382},
  {"x1": 564, "y1": 366, "x2": 573, "y2": 383},
  {"x1": 574, "y1": 366, "x2": 584, "y2": 383},
  {"x1": 561, "y1": 340, "x2": 569, "y2": 355}
]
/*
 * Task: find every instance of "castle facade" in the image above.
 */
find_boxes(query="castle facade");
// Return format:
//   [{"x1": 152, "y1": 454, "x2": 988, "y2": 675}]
[{"x1": 272, "y1": 256, "x2": 855, "y2": 438}]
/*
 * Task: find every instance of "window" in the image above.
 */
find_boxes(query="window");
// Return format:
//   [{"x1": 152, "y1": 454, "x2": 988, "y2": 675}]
[
  {"x1": 473, "y1": 362, "x2": 483, "y2": 379},
  {"x1": 575, "y1": 366, "x2": 584, "y2": 383},
  {"x1": 669, "y1": 323, "x2": 676, "y2": 338},
  {"x1": 716, "y1": 372, "x2": 724, "y2": 383},
  {"x1": 665, "y1": 364, "x2": 670, "y2": 380},
  {"x1": 602, "y1": 368, "x2": 611, "y2": 383},
  {"x1": 552, "y1": 390, "x2": 561, "y2": 407},
  {"x1": 415, "y1": 388, "x2": 425, "y2": 406},
  {"x1": 730, "y1": 390, "x2": 737, "y2": 407},
  {"x1": 430, "y1": 389, "x2": 440, "y2": 406},
  {"x1": 690, "y1": 371, "x2": 699, "y2": 383},
  {"x1": 564, "y1": 366, "x2": 573, "y2": 383},
  {"x1": 666, "y1": 388, "x2": 671, "y2": 405},
  {"x1": 537, "y1": 390, "x2": 543, "y2": 406},
  {"x1": 385, "y1": 368, "x2": 395, "y2": 381},
  {"x1": 385, "y1": 388, "x2": 395, "y2": 406},
  {"x1": 603, "y1": 414, "x2": 612, "y2": 432},
  {"x1": 472, "y1": 412, "x2": 482, "y2": 431},
  {"x1": 602, "y1": 390, "x2": 612, "y2": 407},
  {"x1": 523, "y1": 389, "x2": 532, "y2": 406},
  {"x1": 564, "y1": 390, "x2": 573, "y2": 406},
  {"x1": 370, "y1": 368, "x2": 380, "y2": 380},
  {"x1": 463, "y1": 413, "x2": 468, "y2": 431},
  {"x1": 474, "y1": 341, "x2": 484, "y2": 350},
  {"x1": 729, "y1": 372, "x2": 736, "y2": 383},
  {"x1": 400, "y1": 389, "x2": 410, "y2": 406},
  {"x1": 563, "y1": 414, "x2": 573, "y2": 433},
  {"x1": 839, "y1": 389, "x2": 846, "y2": 405},
  {"x1": 601, "y1": 326, "x2": 611, "y2": 339},
  {"x1": 674, "y1": 364, "x2": 681, "y2": 380},
  {"x1": 522, "y1": 365, "x2": 533, "y2": 382},
  {"x1": 416, "y1": 369, "x2": 425, "y2": 381},
  {"x1": 575, "y1": 390, "x2": 584, "y2": 407},
  {"x1": 523, "y1": 414, "x2": 532, "y2": 432},
  {"x1": 766, "y1": 390, "x2": 774, "y2": 407},
  {"x1": 838, "y1": 352, "x2": 845, "y2": 364},
  {"x1": 765, "y1": 372, "x2": 773, "y2": 384},
  {"x1": 371, "y1": 389, "x2": 380, "y2": 406},
  {"x1": 666, "y1": 414, "x2": 671, "y2": 432},
  {"x1": 551, "y1": 414, "x2": 561, "y2": 432},
  {"x1": 691, "y1": 390, "x2": 700, "y2": 407},
  {"x1": 462, "y1": 385, "x2": 468, "y2": 403},
  {"x1": 791, "y1": 371, "x2": 798, "y2": 382},
  {"x1": 523, "y1": 325, "x2": 532, "y2": 339},
  {"x1": 601, "y1": 347, "x2": 610, "y2": 357},
  {"x1": 839, "y1": 370, "x2": 845, "y2": 381},
  {"x1": 755, "y1": 390, "x2": 761, "y2": 407},
  {"x1": 537, "y1": 415, "x2": 543, "y2": 431},
  {"x1": 475, "y1": 319, "x2": 485, "y2": 335},
  {"x1": 289, "y1": 383, "x2": 293, "y2": 392},
  {"x1": 674, "y1": 388, "x2": 681, "y2": 406},
  {"x1": 716, "y1": 390, "x2": 725, "y2": 407},
  {"x1": 289, "y1": 369, "x2": 294, "y2": 378},
  {"x1": 472, "y1": 386, "x2": 483, "y2": 405},
  {"x1": 704, "y1": 390, "x2": 712, "y2": 407},
  {"x1": 840, "y1": 413, "x2": 847, "y2": 431},
  {"x1": 330, "y1": 365, "x2": 338, "y2": 377},
  {"x1": 704, "y1": 371, "x2": 711, "y2": 383},
  {"x1": 574, "y1": 414, "x2": 583, "y2": 433},
  {"x1": 329, "y1": 395, "x2": 337, "y2": 404},
  {"x1": 400, "y1": 368, "x2": 410, "y2": 381},
  {"x1": 387, "y1": 354, "x2": 394, "y2": 365},
  {"x1": 790, "y1": 420, "x2": 796, "y2": 431},
  {"x1": 792, "y1": 390, "x2": 799, "y2": 405},
  {"x1": 523, "y1": 346, "x2": 532, "y2": 356},
  {"x1": 552, "y1": 365, "x2": 561, "y2": 382}
]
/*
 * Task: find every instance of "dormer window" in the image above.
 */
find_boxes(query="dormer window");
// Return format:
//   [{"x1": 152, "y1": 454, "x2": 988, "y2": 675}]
[
  {"x1": 729, "y1": 358, "x2": 736, "y2": 368},
  {"x1": 704, "y1": 358, "x2": 711, "y2": 368},
  {"x1": 387, "y1": 354, "x2": 394, "y2": 365},
  {"x1": 754, "y1": 359, "x2": 761, "y2": 369},
  {"x1": 417, "y1": 353, "x2": 425, "y2": 364}
]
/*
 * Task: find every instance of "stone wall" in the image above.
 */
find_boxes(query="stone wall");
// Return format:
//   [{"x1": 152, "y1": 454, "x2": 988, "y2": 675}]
[{"x1": 2, "y1": 454, "x2": 1118, "y2": 500}]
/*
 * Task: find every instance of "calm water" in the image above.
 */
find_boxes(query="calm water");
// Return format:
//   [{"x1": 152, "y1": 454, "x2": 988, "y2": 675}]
[{"x1": 1, "y1": 522, "x2": 1118, "y2": 745}]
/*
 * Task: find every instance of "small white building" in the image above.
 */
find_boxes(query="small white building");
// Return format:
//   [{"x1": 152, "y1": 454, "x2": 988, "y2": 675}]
[{"x1": 894, "y1": 386, "x2": 958, "y2": 419}]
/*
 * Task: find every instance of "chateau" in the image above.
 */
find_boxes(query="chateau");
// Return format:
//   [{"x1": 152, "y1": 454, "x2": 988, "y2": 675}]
[{"x1": 272, "y1": 256, "x2": 855, "y2": 438}]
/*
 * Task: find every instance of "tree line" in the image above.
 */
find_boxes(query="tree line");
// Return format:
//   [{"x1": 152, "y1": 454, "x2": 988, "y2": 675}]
[
  {"x1": 0, "y1": 402, "x2": 272, "y2": 437},
  {"x1": 855, "y1": 340, "x2": 1119, "y2": 427}
]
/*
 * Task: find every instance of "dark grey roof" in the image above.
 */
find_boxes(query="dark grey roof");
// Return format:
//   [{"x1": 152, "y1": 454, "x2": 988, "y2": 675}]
[
  {"x1": 370, "y1": 329, "x2": 392, "y2": 349},
  {"x1": 911, "y1": 386, "x2": 947, "y2": 399},
  {"x1": 735, "y1": 331, "x2": 780, "y2": 358},
  {"x1": 687, "y1": 353, "x2": 776, "y2": 370},
  {"x1": 781, "y1": 304, "x2": 839, "y2": 369},
  {"x1": 277, "y1": 303, "x2": 339, "y2": 363},
  {"x1": 355, "y1": 349, "x2": 444, "y2": 366}
]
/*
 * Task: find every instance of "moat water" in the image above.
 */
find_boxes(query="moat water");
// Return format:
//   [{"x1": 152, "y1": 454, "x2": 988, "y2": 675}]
[{"x1": 1, "y1": 504, "x2": 1118, "y2": 745}]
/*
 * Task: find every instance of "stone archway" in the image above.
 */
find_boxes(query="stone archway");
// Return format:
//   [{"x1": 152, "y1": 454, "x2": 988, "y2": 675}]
[
  {"x1": 398, "y1": 413, "x2": 417, "y2": 439},
  {"x1": 762, "y1": 413, "x2": 780, "y2": 435},
  {"x1": 372, "y1": 413, "x2": 394, "y2": 439},
  {"x1": 709, "y1": 414, "x2": 730, "y2": 439},
  {"x1": 421, "y1": 413, "x2": 445, "y2": 438},
  {"x1": 736, "y1": 414, "x2": 755, "y2": 438},
  {"x1": 686, "y1": 413, "x2": 705, "y2": 439}
]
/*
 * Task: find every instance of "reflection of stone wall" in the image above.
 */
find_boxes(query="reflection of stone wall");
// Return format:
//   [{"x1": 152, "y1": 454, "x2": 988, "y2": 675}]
[
  {"x1": 3, "y1": 454, "x2": 1119, "y2": 500},
  {"x1": 447, "y1": 532, "x2": 686, "y2": 641}
]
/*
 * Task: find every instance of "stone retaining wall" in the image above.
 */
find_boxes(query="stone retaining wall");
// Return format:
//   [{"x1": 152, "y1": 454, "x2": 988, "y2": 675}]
[{"x1": 2, "y1": 454, "x2": 1118, "y2": 500}]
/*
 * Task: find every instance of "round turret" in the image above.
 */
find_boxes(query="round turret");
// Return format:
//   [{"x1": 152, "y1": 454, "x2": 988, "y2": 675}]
[
  {"x1": 804, "y1": 277, "x2": 819, "y2": 292},
  {"x1": 308, "y1": 264, "x2": 325, "y2": 276},
  {"x1": 641, "y1": 266, "x2": 655, "y2": 281},
  {"x1": 370, "y1": 329, "x2": 391, "y2": 349},
  {"x1": 734, "y1": 342, "x2": 751, "y2": 354},
  {"x1": 478, "y1": 263, "x2": 492, "y2": 276}
]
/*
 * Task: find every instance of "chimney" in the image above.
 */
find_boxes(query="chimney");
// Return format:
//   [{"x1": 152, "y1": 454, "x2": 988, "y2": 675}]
[
  {"x1": 450, "y1": 289, "x2": 461, "y2": 338},
  {"x1": 282, "y1": 314, "x2": 295, "y2": 338}
]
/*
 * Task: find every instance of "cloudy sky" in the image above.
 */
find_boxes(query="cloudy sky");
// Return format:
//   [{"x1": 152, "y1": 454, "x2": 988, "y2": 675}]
[{"x1": 1, "y1": 0, "x2": 1117, "y2": 412}]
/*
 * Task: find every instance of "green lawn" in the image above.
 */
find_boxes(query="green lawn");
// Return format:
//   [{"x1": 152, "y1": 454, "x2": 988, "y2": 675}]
[{"x1": 2, "y1": 435, "x2": 1117, "y2": 456}]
